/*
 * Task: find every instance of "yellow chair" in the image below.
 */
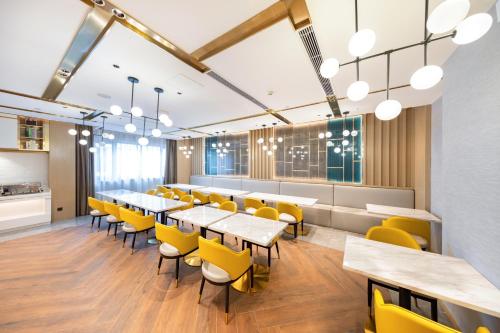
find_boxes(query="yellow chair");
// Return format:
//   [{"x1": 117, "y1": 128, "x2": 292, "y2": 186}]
[
  {"x1": 382, "y1": 216, "x2": 431, "y2": 250},
  {"x1": 192, "y1": 190, "x2": 210, "y2": 205},
  {"x1": 370, "y1": 289, "x2": 490, "y2": 333},
  {"x1": 102, "y1": 201, "x2": 125, "y2": 239},
  {"x1": 145, "y1": 189, "x2": 157, "y2": 196},
  {"x1": 162, "y1": 191, "x2": 174, "y2": 200},
  {"x1": 172, "y1": 188, "x2": 187, "y2": 200},
  {"x1": 88, "y1": 197, "x2": 109, "y2": 231},
  {"x1": 253, "y1": 207, "x2": 281, "y2": 267},
  {"x1": 156, "y1": 186, "x2": 170, "y2": 194},
  {"x1": 276, "y1": 202, "x2": 303, "y2": 238},
  {"x1": 168, "y1": 195, "x2": 194, "y2": 225},
  {"x1": 198, "y1": 237, "x2": 253, "y2": 324},
  {"x1": 155, "y1": 223, "x2": 200, "y2": 287},
  {"x1": 119, "y1": 207, "x2": 155, "y2": 254},
  {"x1": 243, "y1": 197, "x2": 266, "y2": 215},
  {"x1": 209, "y1": 193, "x2": 228, "y2": 208},
  {"x1": 217, "y1": 201, "x2": 238, "y2": 245}
]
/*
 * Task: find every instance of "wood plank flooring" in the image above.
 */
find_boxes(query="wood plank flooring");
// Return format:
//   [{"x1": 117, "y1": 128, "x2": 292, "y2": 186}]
[{"x1": 0, "y1": 221, "x2": 367, "y2": 333}]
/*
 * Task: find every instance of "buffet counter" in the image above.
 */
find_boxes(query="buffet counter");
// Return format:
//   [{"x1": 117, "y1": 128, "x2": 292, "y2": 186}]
[{"x1": 0, "y1": 191, "x2": 51, "y2": 233}]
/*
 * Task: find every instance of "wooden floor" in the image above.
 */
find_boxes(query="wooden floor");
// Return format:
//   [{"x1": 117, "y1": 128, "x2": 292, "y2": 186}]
[{"x1": 0, "y1": 221, "x2": 368, "y2": 333}]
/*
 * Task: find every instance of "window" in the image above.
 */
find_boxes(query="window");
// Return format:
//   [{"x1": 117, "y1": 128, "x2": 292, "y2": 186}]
[{"x1": 205, "y1": 133, "x2": 248, "y2": 176}]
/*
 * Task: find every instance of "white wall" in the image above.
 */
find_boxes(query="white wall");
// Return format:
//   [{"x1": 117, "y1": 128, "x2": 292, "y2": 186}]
[
  {"x1": 431, "y1": 6, "x2": 500, "y2": 332},
  {"x1": 0, "y1": 152, "x2": 48, "y2": 185}
]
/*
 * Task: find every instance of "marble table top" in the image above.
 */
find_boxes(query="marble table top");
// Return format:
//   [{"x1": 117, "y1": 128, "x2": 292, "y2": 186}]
[
  {"x1": 163, "y1": 184, "x2": 206, "y2": 191},
  {"x1": 366, "y1": 204, "x2": 442, "y2": 223},
  {"x1": 168, "y1": 206, "x2": 235, "y2": 228},
  {"x1": 245, "y1": 192, "x2": 318, "y2": 206},
  {"x1": 343, "y1": 236, "x2": 500, "y2": 318},
  {"x1": 98, "y1": 191, "x2": 186, "y2": 213},
  {"x1": 209, "y1": 213, "x2": 288, "y2": 247},
  {"x1": 197, "y1": 187, "x2": 249, "y2": 197}
]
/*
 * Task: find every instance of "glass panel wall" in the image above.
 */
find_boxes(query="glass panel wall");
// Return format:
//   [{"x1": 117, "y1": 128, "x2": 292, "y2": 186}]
[{"x1": 205, "y1": 133, "x2": 248, "y2": 176}]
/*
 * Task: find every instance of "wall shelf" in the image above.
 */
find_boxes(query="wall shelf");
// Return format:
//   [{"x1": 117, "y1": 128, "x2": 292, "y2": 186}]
[{"x1": 18, "y1": 116, "x2": 49, "y2": 151}]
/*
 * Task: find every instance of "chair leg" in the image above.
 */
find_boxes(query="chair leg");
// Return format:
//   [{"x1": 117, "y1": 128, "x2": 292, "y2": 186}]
[
  {"x1": 301, "y1": 221, "x2": 304, "y2": 234},
  {"x1": 114, "y1": 224, "x2": 118, "y2": 240},
  {"x1": 267, "y1": 247, "x2": 271, "y2": 267},
  {"x1": 293, "y1": 224, "x2": 297, "y2": 238},
  {"x1": 175, "y1": 258, "x2": 180, "y2": 288},
  {"x1": 91, "y1": 216, "x2": 95, "y2": 229},
  {"x1": 430, "y1": 298, "x2": 438, "y2": 322},
  {"x1": 131, "y1": 233, "x2": 137, "y2": 254},
  {"x1": 122, "y1": 232, "x2": 128, "y2": 247},
  {"x1": 97, "y1": 216, "x2": 102, "y2": 231},
  {"x1": 275, "y1": 241, "x2": 280, "y2": 259},
  {"x1": 157, "y1": 256, "x2": 163, "y2": 275},
  {"x1": 235, "y1": 237, "x2": 238, "y2": 245},
  {"x1": 225, "y1": 284, "x2": 230, "y2": 324},
  {"x1": 107, "y1": 223, "x2": 112, "y2": 236},
  {"x1": 221, "y1": 234, "x2": 224, "y2": 245},
  {"x1": 368, "y1": 279, "x2": 373, "y2": 315},
  {"x1": 250, "y1": 265, "x2": 254, "y2": 289},
  {"x1": 198, "y1": 277, "x2": 206, "y2": 304}
]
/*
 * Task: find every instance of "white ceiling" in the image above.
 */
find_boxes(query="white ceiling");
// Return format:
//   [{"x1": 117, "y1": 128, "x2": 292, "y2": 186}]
[{"x1": 195, "y1": 114, "x2": 285, "y2": 135}]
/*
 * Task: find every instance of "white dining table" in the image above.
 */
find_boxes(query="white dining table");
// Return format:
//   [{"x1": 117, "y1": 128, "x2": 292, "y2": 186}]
[
  {"x1": 168, "y1": 206, "x2": 236, "y2": 237},
  {"x1": 343, "y1": 236, "x2": 500, "y2": 318},
  {"x1": 244, "y1": 192, "x2": 318, "y2": 206},
  {"x1": 163, "y1": 183, "x2": 206, "y2": 193},
  {"x1": 196, "y1": 187, "x2": 249, "y2": 200},
  {"x1": 366, "y1": 203, "x2": 442, "y2": 223}
]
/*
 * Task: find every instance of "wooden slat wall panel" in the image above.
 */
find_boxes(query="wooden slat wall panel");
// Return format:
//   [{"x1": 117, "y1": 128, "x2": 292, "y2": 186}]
[
  {"x1": 190, "y1": 138, "x2": 203, "y2": 175},
  {"x1": 249, "y1": 127, "x2": 273, "y2": 179}
]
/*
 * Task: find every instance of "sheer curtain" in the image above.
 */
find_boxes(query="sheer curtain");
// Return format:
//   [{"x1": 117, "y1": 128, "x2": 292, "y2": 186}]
[{"x1": 94, "y1": 131, "x2": 166, "y2": 193}]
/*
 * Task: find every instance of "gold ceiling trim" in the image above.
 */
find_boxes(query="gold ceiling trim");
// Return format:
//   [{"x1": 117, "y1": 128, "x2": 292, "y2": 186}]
[
  {"x1": 191, "y1": 1, "x2": 289, "y2": 61},
  {"x1": 282, "y1": 0, "x2": 312, "y2": 31},
  {"x1": 42, "y1": 7, "x2": 114, "y2": 100},
  {"x1": 0, "y1": 104, "x2": 86, "y2": 121}
]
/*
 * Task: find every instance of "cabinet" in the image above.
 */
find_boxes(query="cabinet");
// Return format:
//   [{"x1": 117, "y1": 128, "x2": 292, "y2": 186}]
[
  {"x1": 18, "y1": 116, "x2": 50, "y2": 151},
  {"x1": 0, "y1": 115, "x2": 18, "y2": 149}
]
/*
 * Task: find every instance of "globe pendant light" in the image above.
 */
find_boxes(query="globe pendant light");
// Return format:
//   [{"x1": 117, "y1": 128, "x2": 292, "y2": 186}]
[
  {"x1": 375, "y1": 52, "x2": 402, "y2": 121},
  {"x1": 89, "y1": 147, "x2": 96, "y2": 153},
  {"x1": 152, "y1": 87, "x2": 164, "y2": 137},
  {"x1": 320, "y1": 57, "x2": 340, "y2": 79},
  {"x1": 348, "y1": 29, "x2": 376, "y2": 57},
  {"x1": 79, "y1": 139, "x2": 88, "y2": 145},
  {"x1": 138, "y1": 117, "x2": 149, "y2": 146},
  {"x1": 68, "y1": 128, "x2": 77, "y2": 136},
  {"x1": 452, "y1": 13, "x2": 493, "y2": 45},
  {"x1": 110, "y1": 104, "x2": 122, "y2": 116},
  {"x1": 426, "y1": 0, "x2": 470, "y2": 34},
  {"x1": 74, "y1": 112, "x2": 93, "y2": 145},
  {"x1": 347, "y1": 80, "x2": 369, "y2": 101}
]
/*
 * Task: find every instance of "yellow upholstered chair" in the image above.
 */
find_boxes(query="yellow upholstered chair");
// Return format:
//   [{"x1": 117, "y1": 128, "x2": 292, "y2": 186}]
[
  {"x1": 102, "y1": 201, "x2": 126, "y2": 239},
  {"x1": 172, "y1": 188, "x2": 187, "y2": 200},
  {"x1": 253, "y1": 207, "x2": 281, "y2": 267},
  {"x1": 243, "y1": 197, "x2": 266, "y2": 215},
  {"x1": 192, "y1": 190, "x2": 210, "y2": 205},
  {"x1": 198, "y1": 237, "x2": 253, "y2": 324},
  {"x1": 119, "y1": 207, "x2": 155, "y2": 254},
  {"x1": 168, "y1": 195, "x2": 194, "y2": 226},
  {"x1": 218, "y1": 201, "x2": 238, "y2": 245},
  {"x1": 382, "y1": 216, "x2": 431, "y2": 250},
  {"x1": 209, "y1": 193, "x2": 228, "y2": 208},
  {"x1": 88, "y1": 197, "x2": 109, "y2": 231},
  {"x1": 162, "y1": 191, "x2": 174, "y2": 200},
  {"x1": 155, "y1": 223, "x2": 200, "y2": 287},
  {"x1": 145, "y1": 189, "x2": 157, "y2": 196},
  {"x1": 369, "y1": 289, "x2": 490, "y2": 333},
  {"x1": 276, "y1": 202, "x2": 304, "y2": 238},
  {"x1": 156, "y1": 186, "x2": 170, "y2": 194}
]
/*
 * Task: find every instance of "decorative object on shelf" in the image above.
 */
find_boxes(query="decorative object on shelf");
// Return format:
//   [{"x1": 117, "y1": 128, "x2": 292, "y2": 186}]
[
  {"x1": 138, "y1": 117, "x2": 149, "y2": 146},
  {"x1": 151, "y1": 87, "x2": 164, "y2": 137},
  {"x1": 375, "y1": 53, "x2": 401, "y2": 121},
  {"x1": 18, "y1": 116, "x2": 49, "y2": 151}
]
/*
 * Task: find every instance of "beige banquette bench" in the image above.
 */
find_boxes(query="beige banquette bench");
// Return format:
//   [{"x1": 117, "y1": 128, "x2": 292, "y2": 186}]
[{"x1": 189, "y1": 176, "x2": 414, "y2": 234}]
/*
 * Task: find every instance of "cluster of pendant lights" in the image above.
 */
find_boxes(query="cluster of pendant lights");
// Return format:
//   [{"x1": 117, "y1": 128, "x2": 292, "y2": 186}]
[
  {"x1": 179, "y1": 144, "x2": 194, "y2": 159},
  {"x1": 212, "y1": 131, "x2": 232, "y2": 158},
  {"x1": 68, "y1": 112, "x2": 115, "y2": 149},
  {"x1": 318, "y1": 113, "x2": 358, "y2": 156},
  {"x1": 319, "y1": 0, "x2": 493, "y2": 121},
  {"x1": 256, "y1": 123, "x2": 283, "y2": 157}
]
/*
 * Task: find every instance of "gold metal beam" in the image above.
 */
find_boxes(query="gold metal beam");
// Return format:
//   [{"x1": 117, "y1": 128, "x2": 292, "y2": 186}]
[
  {"x1": 42, "y1": 7, "x2": 114, "y2": 100},
  {"x1": 282, "y1": 0, "x2": 311, "y2": 30},
  {"x1": 191, "y1": 2, "x2": 288, "y2": 61}
]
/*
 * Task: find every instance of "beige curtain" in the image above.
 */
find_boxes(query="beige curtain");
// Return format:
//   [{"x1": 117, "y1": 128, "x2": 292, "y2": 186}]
[
  {"x1": 249, "y1": 127, "x2": 274, "y2": 179},
  {"x1": 190, "y1": 138, "x2": 203, "y2": 175},
  {"x1": 75, "y1": 125, "x2": 94, "y2": 216},
  {"x1": 164, "y1": 139, "x2": 177, "y2": 184}
]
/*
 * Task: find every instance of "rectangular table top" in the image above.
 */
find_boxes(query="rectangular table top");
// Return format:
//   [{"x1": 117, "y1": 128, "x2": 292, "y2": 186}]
[
  {"x1": 197, "y1": 187, "x2": 249, "y2": 197},
  {"x1": 163, "y1": 184, "x2": 206, "y2": 191},
  {"x1": 97, "y1": 191, "x2": 186, "y2": 213},
  {"x1": 209, "y1": 213, "x2": 288, "y2": 247},
  {"x1": 245, "y1": 192, "x2": 318, "y2": 206},
  {"x1": 168, "y1": 206, "x2": 235, "y2": 228},
  {"x1": 343, "y1": 236, "x2": 500, "y2": 318},
  {"x1": 366, "y1": 203, "x2": 441, "y2": 223}
]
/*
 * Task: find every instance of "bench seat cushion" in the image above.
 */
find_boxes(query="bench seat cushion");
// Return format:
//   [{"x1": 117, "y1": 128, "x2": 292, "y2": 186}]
[
  {"x1": 331, "y1": 206, "x2": 386, "y2": 234},
  {"x1": 301, "y1": 203, "x2": 332, "y2": 227}
]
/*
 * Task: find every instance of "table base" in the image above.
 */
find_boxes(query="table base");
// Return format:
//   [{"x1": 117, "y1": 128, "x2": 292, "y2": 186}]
[
  {"x1": 184, "y1": 249, "x2": 202, "y2": 267},
  {"x1": 284, "y1": 224, "x2": 310, "y2": 237},
  {"x1": 231, "y1": 264, "x2": 269, "y2": 293}
]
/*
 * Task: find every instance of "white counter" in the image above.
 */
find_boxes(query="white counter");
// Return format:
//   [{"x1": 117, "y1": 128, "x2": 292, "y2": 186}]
[{"x1": 0, "y1": 191, "x2": 51, "y2": 233}]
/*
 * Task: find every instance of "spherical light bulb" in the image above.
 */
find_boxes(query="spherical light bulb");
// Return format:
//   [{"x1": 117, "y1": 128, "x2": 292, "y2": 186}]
[
  {"x1": 267, "y1": 151, "x2": 273, "y2": 156},
  {"x1": 410, "y1": 65, "x2": 443, "y2": 90},
  {"x1": 138, "y1": 137, "x2": 149, "y2": 146},
  {"x1": 262, "y1": 145, "x2": 268, "y2": 151},
  {"x1": 79, "y1": 139, "x2": 88, "y2": 146},
  {"x1": 188, "y1": 151, "x2": 192, "y2": 155},
  {"x1": 102, "y1": 132, "x2": 109, "y2": 139},
  {"x1": 218, "y1": 142, "x2": 222, "y2": 147},
  {"x1": 110, "y1": 105, "x2": 123, "y2": 116},
  {"x1": 452, "y1": 13, "x2": 493, "y2": 45},
  {"x1": 343, "y1": 130, "x2": 350, "y2": 137},
  {"x1": 347, "y1": 80, "x2": 370, "y2": 101},
  {"x1": 125, "y1": 123, "x2": 136, "y2": 133},
  {"x1": 81, "y1": 129, "x2": 90, "y2": 137},
  {"x1": 151, "y1": 128, "x2": 162, "y2": 137},
  {"x1": 159, "y1": 114, "x2": 169, "y2": 123},
  {"x1": 375, "y1": 99, "x2": 402, "y2": 121},
  {"x1": 216, "y1": 149, "x2": 221, "y2": 153},
  {"x1": 351, "y1": 130, "x2": 358, "y2": 137},
  {"x1": 272, "y1": 145, "x2": 277, "y2": 150},
  {"x1": 107, "y1": 134, "x2": 115, "y2": 140},
  {"x1": 222, "y1": 148, "x2": 228, "y2": 153},
  {"x1": 426, "y1": 0, "x2": 470, "y2": 34},
  {"x1": 95, "y1": 142, "x2": 100, "y2": 148},
  {"x1": 325, "y1": 132, "x2": 332, "y2": 138},
  {"x1": 219, "y1": 153, "x2": 224, "y2": 158},
  {"x1": 186, "y1": 155, "x2": 190, "y2": 159},
  {"x1": 68, "y1": 128, "x2": 77, "y2": 136},
  {"x1": 334, "y1": 147, "x2": 341, "y2": 154},
  {"x1": 277, "y1": 137, "x2": 283, "y2": 143},
  {"x1": 320, "y1": 58, "x2": 340, "y2": 79},
  {"x1": 225, "y1": 142, "x2": 230, "y2": 147},
  {"x1": 163, "y1": 118, "x2": 173, "y2": 127},
  {"x1": 342, "y1": 139, "x2": 349, "y2": 146},
  {"x1": 326, "y1": 141, "x2": 334, "y2": 147},
  {"x1": 211, "y1": 143, "x2": 216, "y2": 148},
  {"x1": 257, "y1": 137, "x2": 264, "y2": 144},
  {"x1": 348, "y1": 29, "x2": 376, "y2": 57},
  {"x1": 318, "y1": 132, "x2": 325, "y2": 139},
  {"x1": 341, "y1": 153, "x2": 346, "y2": 157},
  {"x1": 89, "y1": 147, "x2": 96, "y2": 153},
  {"x1": 269, "y1": 137, "x2": 274, "y2": 143},
  {"x1": 131, "y1": 106, "x2": 143, "y2": 117}
]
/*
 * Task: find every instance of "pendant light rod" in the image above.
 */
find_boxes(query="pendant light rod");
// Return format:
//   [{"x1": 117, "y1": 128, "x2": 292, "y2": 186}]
[
  {"x1": 154, "y1": 87, "x2": 164, "y2": 128},
  {"x1": 424, "y1": 0, "x2": 429, "y2": 65},
  {"x1": 386, "y1": 52, "x2": 391, "y2": 100},
  {"x1": 128, "y1": 76, "x2": 139, "y2": 123},
  {"x1": 354, "y1": 0, "x2": 360, "y2": 81},
  {"x1": 142, "y1": 117, "x2": 146, "y2": 137}
]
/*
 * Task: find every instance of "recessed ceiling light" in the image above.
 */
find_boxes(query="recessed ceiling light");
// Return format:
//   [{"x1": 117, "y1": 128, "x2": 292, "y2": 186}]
[
  {"x1": 112, "y1": 8, "x2": 126, "y2": 19},
  {"x1": 57, "y1": 68, "x2": 70, "y2": 77},
  {"x1": 97, "y1": 93, "x2": 111, "y2": 99},
  {"x1": 177, "y1": 91, "x2": 182, "y2": 95},
  {"x1": 91, "y1": 0, "x2": 105, "y2": 6},
  {"x1": 112, "y1": 64, "x2": 120, "y2": 69}
]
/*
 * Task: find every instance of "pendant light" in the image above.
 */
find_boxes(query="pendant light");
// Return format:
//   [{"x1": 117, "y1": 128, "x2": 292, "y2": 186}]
[
  {"x1": 426, "y1": 0, "x2": 470, "y2": 34},
  {"x1": 222, "y1": 131, "x2": 228, "y2": 154},
  {"x1": 318, "y1": 114, "x2": 333, "y2": 139},
  {"x1": 348, "y1": 0, "x2": 376, "y2": 57},
  {"x1": 320, "y1": 58, "x2": 340, "y2": 79},
  {"x1": 375, "y1": 52, "x2": 402, "y2": 121},
  {"x1": 271, "y1": 123, "x2": 278, "y2": 151},
  {"x1": 411, "y1": 0, "x2": 443, "y2": 90},
  {"x1": 151, "y1": 87, "x2": 163, "y2": 138},
  {"x1": 215, "y1": 132, "x2": 221, "y2": 154},
  {"x1": 90, "y1": 115, "x2": 108, "y2": 153},
  {"x1": 110, "y1": 104, "x2": 122, "y2": 116},
  {"x1": 128, "y1": 76, "x2": 143, "y2": 117},
  {"x1": 452, "y1": 13, "x2": 493, "y2": 45},
  {"x1": 125, "y1": 77, "x2": 138, "y2": 133},
  {"x1": 76, "y1": 112, "x2": 89, "y2": 145},
  {"x1": 138, "y1": 117, "x2": 149, "y2": 146}
]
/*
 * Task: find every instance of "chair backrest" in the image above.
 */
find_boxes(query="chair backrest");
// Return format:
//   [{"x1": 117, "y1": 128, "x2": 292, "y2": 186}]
[
  {"x1": 382, "y1": 216, "x2": 430, "y2": 248},
  {"x1": 179, "y1": 194, "x2": 194, "y2": 210},
  {"x1": 173, "y1": 188, "x2": 187, "y2": 198},
  {"x1": 219, "y1": 201, "x2": 237, "y2": 213},
  {"x1": 192, "y1": 190, "x2": 209, "y2": 202},
  {"x1": 366, "y1": 226, "x2": 421, "y2": 250},
  {"x1": 88, "y1": 197, "x2": 105, "y2": 212},
  {"x1": 162, "y1": 191, "x2": 174, "y2": 199},
  {"x1": 155, "y1": 223, "x2": 199, "y2": 254},
  {"x1": 119, "y1": 207, "x2": 154, "y2": 231},
  {"x1": 254, "y1": 207, "x2": 279, "y2": 221},
  {"x1": 244, "y1": 197, "x2": 266, "y2": 210},
  {"x1": 145, "y1": 189, "x2": 157, "y2": 195},
  {"x1": 276, "y1": 202, "x2": 303, "y2": 222},
  {"x1": 103, "y1": 201, "x2": 121, "y2": 219},
  {"x1": 156, "y1": 186, "x2": 170, "y2": 194},
  {"x1": 198, "y1": 237, "x2": 250, "y2": 280},
  {"x1": 373, "y1": 289, "x2": 460, "y2": 333},
  {"x1": 209, "y1": 193, "x2": 228, "y2": 204}
]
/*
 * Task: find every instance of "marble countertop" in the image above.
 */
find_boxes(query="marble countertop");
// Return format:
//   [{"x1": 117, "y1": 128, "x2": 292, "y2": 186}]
[
  {"x1": 209, "y1": 213, "x2": 288, "y2": 247},
  {"x1": 168, "y1": 206, "x2": 235, "y2": 227},
  {"x1": 163, "y1": 184, "x2": 206, "y2": 191},
  {"x1": 0, "y1": 191, "x2": 51, "y2": 202},
  {"x1": 197, "y1": 187, "x2": 249, "y2": 197},
  {"x1": 98, "y1": 190, "x2": 186, "y2": 212},
  {"x1": 245, "y1": 192, "x2": 318, "y2": 206},
  {"x1": 343, "y1": 236, "x2": 500, "y2": 318},
  {"x1": 366, "y1": 204, "x2": 441, "y2": 223}
]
